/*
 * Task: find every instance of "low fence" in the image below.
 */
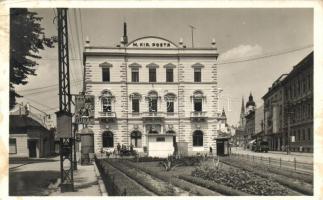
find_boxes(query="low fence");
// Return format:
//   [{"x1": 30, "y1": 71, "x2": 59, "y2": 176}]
[{"x1": 230, "y1": 153, "x2": 313, "y2": 175}]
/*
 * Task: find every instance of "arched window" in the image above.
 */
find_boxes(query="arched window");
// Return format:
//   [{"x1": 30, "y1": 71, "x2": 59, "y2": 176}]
[
  {"x1": 147, "y1": 91, "x2": 158, "y2": 112},
  {"x1": 164, "y1": 93, "x2": 176, "y2": 113},
  {"x1": 192, "y1": 90, "x2": 204, "y2": 112},
  {"x1": 102, "y1": 131, "x2": 114, "y2": 147},
  {"x1": 100, "y1": 90, "x2": 114, "y2": 112},
  {"x1": 131, "y1": 131, "x2": 142, "y2": 148},
  {"x1": 193, "y1": 130, "x2": 203, "y2": 147}
]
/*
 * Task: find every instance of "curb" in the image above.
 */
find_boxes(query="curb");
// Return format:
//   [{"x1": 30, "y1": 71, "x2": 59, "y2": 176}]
[{"x1": 94, "y1": 161, "x2": 108, "y2": 196}]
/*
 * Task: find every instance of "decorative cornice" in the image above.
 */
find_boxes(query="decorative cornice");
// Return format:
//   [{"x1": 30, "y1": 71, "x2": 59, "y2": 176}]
[{"x1": 99, "y1": 62, "x2": 113, "y2": 68}]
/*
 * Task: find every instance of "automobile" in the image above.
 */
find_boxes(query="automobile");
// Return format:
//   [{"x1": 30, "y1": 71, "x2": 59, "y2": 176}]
[{"x1": 254, "y1": 141, "x2": 269, "y2": 152}]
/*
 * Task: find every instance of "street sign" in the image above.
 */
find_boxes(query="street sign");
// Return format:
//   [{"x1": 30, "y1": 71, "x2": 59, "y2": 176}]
[{"x1": 75, "y1": 95, "x2": 95, "y2": 124}]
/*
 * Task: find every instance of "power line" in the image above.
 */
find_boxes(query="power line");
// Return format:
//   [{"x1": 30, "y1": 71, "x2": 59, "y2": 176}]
[
  {"x1": 17, "y1": 79, "x2": 82, "y2": 92},
  {"x1": 217, "y1": 44, "x2": 313, "y2": 65}
]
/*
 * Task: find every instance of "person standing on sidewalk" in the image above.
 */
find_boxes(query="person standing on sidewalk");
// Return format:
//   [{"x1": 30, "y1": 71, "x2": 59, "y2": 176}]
[{"x1": 117, "y1": 143, "x2": 121, "y2": 156}]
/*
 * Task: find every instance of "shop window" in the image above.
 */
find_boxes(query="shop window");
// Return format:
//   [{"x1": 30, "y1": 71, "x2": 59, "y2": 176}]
[
  {"x1": 102, "y1": 131, "x2": 114, "y2": 147},
  {"x1": 9, "y1": 138, "x2": 17, "y2": 154},
  {"x1": 131, "y1": 68, "x2": 139, "y2": 82},
  {"x1": 166, "y1": 68, "x2": 173, "y2": 82},
  {"x1": 131, "y1": 131, "x2": 142, "y2": 148},
  {"x1": 102, "y1": 68, "x2": 110, "y2": 82},
  {"x1": 149, "y1": 68, "x2": 156, "y2": 82},
  {"x1": 193, "y1": 130, "x2": 203, "y2": 146}
]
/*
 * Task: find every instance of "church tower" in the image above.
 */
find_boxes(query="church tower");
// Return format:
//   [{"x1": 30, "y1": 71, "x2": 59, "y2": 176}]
[{"x1": 238, "y1": 97, "x2": 246, "y2": 128}]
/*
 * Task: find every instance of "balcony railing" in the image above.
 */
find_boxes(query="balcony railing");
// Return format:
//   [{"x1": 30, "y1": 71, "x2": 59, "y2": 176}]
[
  {"x1": 141, "y1": 112, "x2": 165, "y2": 119},
  {"x1": 98, "y1": 111, "x2": 116, "y2": 118},
  {"x1": 190, "y1": 111, "x2": 207, "y2": 121}
]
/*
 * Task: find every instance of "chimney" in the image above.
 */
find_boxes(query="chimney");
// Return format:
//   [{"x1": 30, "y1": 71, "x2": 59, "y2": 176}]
[{"x1": 121, "y1": 22, "x2": 128, "y2": 46}]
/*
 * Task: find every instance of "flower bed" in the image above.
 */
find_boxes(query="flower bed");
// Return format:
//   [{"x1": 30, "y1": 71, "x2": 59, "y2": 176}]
[
  {"x1": 179, "y1": 174, "x2": 248, "y2": 196},
  {"x1": 191, "y1": 165, "x2": 289, "y2": 195},
  {"x1": 220, "y1": 158, "x2": 312, "y2": 195},
  {"x1": 105, "y1": 159, "x2": 175, "y2": 196},
  {"x1": 122, "y1": 160, "x2": 221, "y2": 196},
  {"x1": 95, "y1": 158, "x2": 152, "y2": 196}
]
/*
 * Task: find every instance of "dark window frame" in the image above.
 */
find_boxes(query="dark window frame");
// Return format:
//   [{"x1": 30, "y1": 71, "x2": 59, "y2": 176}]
[
  {"x1": 102, "y1": 68, "x2": 110, "y2": 82},
  {"x1": 149, "y1": 68, "x2": 157, "y2": 82},
  {"x1": 102, "y1": 131, "x2": 114, "y2": 148},
  {"x1": 131, "y1": 68, "x2": 139, "y2": 82},
  {"x1": 193, "y1": 131, "x2": 203, "y2": 146},
  {"x1": 166, "y1": 68, "x2": 174, "y2": 82},
  {"x1": 194, "y1": 68, "x2": 202, "y2": 82},
  {"x1": 167, "y1": 101, "x2": 174, "y2": 113},
  {"x1": 132, "y1": 98, "x2": 140, "y2": 113}
]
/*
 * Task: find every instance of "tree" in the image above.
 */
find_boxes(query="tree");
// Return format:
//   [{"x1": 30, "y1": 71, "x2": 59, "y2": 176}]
[{"x1": 10, "y1": 8, "x2": 56, "y2": 109}]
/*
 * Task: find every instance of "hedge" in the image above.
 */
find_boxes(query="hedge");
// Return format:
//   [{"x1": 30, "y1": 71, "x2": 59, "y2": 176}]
[{"x1": 95, "y1": 158, "x2": 152, "y2": 196}]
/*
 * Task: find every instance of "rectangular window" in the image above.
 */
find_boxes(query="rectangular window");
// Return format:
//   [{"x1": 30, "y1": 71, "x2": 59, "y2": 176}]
[
  {"x1": 156, "y1": 137, "x2": 165, "y2": 142},
  {"x1": 303, "y1": 129, "x2": 306, "y2": 140},
  {"x1": 132, "y1": 99, "x2": 140, "y2": 113},
  {"x1": 194, "y1": 99, "x2": 202, "y2": 112},
  {"x1": 102, "y1": 68, "x2": 110, "y2": 82},
  {"x1": 149, "y1": 68, "x2": 156, "y2": 82},
  {"x1": 194, "y1": 68, "x2": 201, "y2": 82},
  {"x1": 9, "y1": 138, "x2": 17, "y2": 154},
  {"x1": 167, "y1": 101, "x2": 174, "y2": 113},
  {"x1": 149, "y1": 99, "x2": 158, "y2": 112},
  {"x1": 131, "y1": 68, "x2": 139, "y2": 82},
  {"x1": 166, "y1": 68, "x2": 173, "y2": 82}
]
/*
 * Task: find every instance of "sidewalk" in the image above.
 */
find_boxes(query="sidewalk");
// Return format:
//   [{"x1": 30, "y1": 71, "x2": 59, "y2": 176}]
[{"x1": 50, "y1": 163, "x2": 102, "y2": 196}]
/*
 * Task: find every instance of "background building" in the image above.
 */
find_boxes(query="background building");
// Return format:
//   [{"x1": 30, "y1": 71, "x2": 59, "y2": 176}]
[
  {"x1": 263, "y1": 74, "x2": 288, "y2": 151},
  {"x1": 83, "y1": 31, "x2": 221, "y2": 157},
  {"x1": 282, "y1": 52, "x2": 313, "y2": 152},
  {"x1": 254, "y1": 104, "x2": 264, "y2": 141},
  {"x1": 9, "y1": 103, "x2": 55, "y2": 158}
]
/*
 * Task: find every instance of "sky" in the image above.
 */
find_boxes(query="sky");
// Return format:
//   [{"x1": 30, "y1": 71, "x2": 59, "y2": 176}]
[{"x1": 15, "y1": 8, "x2": 313, "y2": 126}]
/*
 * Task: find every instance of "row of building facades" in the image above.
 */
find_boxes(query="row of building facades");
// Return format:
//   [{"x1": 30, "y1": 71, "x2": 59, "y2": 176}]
[{"x1": 234, "y1": 52, "x2": 313, "y2": 153}]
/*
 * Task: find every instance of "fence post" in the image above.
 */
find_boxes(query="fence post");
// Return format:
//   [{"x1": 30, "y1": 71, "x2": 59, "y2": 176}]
[
  {"x1": 280, "y1": 158, "x2": 281, "y2": 168},
  {"x1": 294, "y1": 158, "x2": 296, "y2": 171}
]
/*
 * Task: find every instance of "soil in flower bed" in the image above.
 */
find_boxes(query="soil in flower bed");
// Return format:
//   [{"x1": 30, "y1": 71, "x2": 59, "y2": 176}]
[
  {"x1": 191, "y1": 164, "x2": 298, "y2": 196},
  {"x1": 105, "y1": 159, "x2": 187, "y2": 195}
]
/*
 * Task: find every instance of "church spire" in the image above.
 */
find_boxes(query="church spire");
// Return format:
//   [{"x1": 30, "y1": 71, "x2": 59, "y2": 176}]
[{"x1": 239, "y1": 96, "x2": 246, "y2": 128}]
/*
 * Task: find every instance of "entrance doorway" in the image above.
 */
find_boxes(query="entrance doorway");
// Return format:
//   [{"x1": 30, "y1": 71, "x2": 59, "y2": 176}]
[
  {"x1": 28, "y1": 140, "x2": 37, "y2": 158},
  {"x1": 216, "y1": 141, "x2": 224, "y2": 155}
]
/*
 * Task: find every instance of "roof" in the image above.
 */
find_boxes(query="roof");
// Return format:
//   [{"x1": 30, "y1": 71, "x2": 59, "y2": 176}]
[{"x1": 10, "y1": 115, "x2": 48, "y2": 134}]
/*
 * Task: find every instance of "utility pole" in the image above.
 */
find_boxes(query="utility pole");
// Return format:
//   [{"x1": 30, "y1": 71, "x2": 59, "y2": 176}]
[
  {"x1": 56, "y1": 8, "x2": 74, "y2": 192},
  {"x1": 189, "y1": 25, "x2": 196, "y2": 48}
]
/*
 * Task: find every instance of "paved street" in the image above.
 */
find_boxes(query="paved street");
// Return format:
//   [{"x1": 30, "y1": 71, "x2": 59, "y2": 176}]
[
  {"x1": 231, "y1": 147, "x2": 313, "y2": 164},
  {"x1": 9, "y1": 156, "x2": 101, "y2": 196}
]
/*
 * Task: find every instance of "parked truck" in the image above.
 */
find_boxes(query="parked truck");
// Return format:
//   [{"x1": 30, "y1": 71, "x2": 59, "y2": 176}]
[{"x1": 251, "y1": 140, "x2": 269, "y2": 153}]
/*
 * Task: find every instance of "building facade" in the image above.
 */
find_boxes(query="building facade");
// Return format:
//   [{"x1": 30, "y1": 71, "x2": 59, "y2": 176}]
[
  {"x1": 282, "y1": 52, "x2": 313, "y2": 152},
  {"x1": 263, "y1": 74, "x2": 288, "y2": 151},
  {"x1": 254, "y1": 104, "x2": 264, "y2": 141},
  {"x1": 262, "y1": 52, "x2": 313, "y2": 152},
  {"x1": 9, "y1": 104, "x2": 55, "y2": 158},
  {"x1": 83, "y1": 35, "x2": 221, "y2": 157}
]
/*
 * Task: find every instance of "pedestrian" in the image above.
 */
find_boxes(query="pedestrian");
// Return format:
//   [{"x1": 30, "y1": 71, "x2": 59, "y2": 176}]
[
  {"x1": 209, "y1": 146, "x2": 213, "y2": 155},
  {"x1": 117, "y1": 143, "x2": 121, "y2": 155},
  {"x1": 130, "y1": 143, "x2": 134, "y2": 152}
]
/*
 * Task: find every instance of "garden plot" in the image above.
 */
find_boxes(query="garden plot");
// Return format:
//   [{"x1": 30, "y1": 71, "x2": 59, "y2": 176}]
[
  {"x1": 220, "y1": 157, "x2": 312, "y2": 195},
  {"x1": 105, "y1": 159, "x2": 188, "y2": 196}
]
